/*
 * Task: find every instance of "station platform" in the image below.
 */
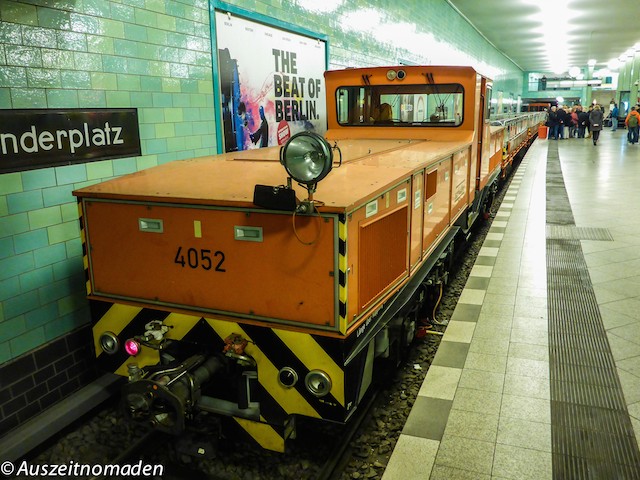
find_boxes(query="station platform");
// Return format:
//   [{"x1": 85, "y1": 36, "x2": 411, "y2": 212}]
[{"x1": 383, "y1": 129, "x2": 640, "y2": 479}]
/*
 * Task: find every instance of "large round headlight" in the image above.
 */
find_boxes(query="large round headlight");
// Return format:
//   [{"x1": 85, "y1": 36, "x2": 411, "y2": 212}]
[
  {"x1": 305, "y1": 370, "x2": 332, "y2": 397},
  {"x1": 279, "y1": 132, "x2": 333, "y2": 185}
]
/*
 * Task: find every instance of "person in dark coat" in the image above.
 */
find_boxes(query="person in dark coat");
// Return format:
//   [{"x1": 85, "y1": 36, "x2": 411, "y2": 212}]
[
  {"x1": 589, "y1": 105, "x2": 604, "y2": 145},
  {"x1": 586, "y1": 105, "x2": 594, "y2": 138},
  {"x1": 547, "y1": 106, "x2": 559, "y2": 139},
  {"x1": 577, "y1": 107, "x2": 589, "y2": 138},
  {"x1": 557, "y1": 106, "x2": 569, "y2": 139}
]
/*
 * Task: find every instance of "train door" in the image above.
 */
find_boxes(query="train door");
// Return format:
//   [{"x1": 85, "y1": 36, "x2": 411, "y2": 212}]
[
  {"x1": 476, "y1": 79, "x2": 492, "y2": 191},
  {"x1": 476, "y1": 80, "x2": 485, "y2": 189},
  {"x1": 475, "y1": 78, "x2": 486, "y2": 190},
  {"x1": 410, "y1": 171, "x2": 424, "y2": 271}
]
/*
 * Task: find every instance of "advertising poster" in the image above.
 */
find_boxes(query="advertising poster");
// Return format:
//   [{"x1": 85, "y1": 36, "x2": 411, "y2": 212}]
[{"x1": 215, "y1": 11, "x2": 327, "y2": 152}]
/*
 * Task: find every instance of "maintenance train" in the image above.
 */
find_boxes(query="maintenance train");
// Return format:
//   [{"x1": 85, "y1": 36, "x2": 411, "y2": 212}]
[{"x1": 73, "y1": 65, "x2": 544, "y2": 452}]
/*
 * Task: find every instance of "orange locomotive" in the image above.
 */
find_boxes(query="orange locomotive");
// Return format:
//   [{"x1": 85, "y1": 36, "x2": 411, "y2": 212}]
[{"x1": 74, "y1": 66, "x2": 543, "y2": 452}]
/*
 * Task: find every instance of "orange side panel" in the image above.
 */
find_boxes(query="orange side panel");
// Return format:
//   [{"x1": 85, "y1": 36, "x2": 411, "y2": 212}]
[
  {"x1": 345, "y1": 180, "x2": 411, "y2": 323},
  {"x1": 451, "y1": 149, "x2": 468, "y2": 222},
  {"x1": 410, "y1": 172, "x2": 424, "y2": 270},
  {"x1": 468, "y1": 141, "x2": 477, "y2": 202},
  {"x1": 423, "y1": 157, "x2": 452, "y2": 253},
  {"x1": 358, "y1": 206, "x2": 409, "y2": 310},
  {"x1": 477, "y1": 123, "x2": 492, "y2": 191},
  {"x1": 494, "y1": 133, "x2": 502, "y2": 163},
  {"x1": 489, "y1": 149, "x2": 502, "y2": 179},
  {"x1": 84, "y1": 200, "x2": 337, "y2": 327}
]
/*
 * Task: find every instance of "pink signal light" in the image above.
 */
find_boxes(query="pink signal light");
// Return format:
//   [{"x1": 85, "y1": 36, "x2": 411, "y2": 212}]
[{"x1": 124, "y1": 338, "x2": 141, "y2": 356}]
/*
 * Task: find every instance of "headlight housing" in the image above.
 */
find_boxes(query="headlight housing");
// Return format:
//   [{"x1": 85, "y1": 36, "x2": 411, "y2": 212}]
[
  {"x1": 278, "y1": 367, "x2": 299, "y2": 388},
  {"x1": 279, "y1": 131, "x2": 333, "y2": 186},
  {"x1": 99, "y1": 331, "x2": 120, "y2": 355},
  {"x1": 305, "y1": 370, "x2": 332, "y2": 397}
]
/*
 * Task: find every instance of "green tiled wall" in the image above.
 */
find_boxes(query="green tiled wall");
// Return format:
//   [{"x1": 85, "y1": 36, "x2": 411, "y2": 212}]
[
  {"x1": 0, "y1": 0, "x2": 215, "y2": 363},
  {"x1": 220, "y1": 0, "x2": 523, "y2": 96},
  {"x1": 0, "y1": 0, "x2": 524, "y2": 364}
]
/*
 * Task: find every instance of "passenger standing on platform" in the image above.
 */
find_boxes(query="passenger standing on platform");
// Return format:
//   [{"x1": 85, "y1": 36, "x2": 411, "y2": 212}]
[
  {"x1": 547, "y1": 106, "x2": 559, "y2": 139},
  {"x1": 589, "y1": 105, "x2": 604, "y2": 146},
  {"x1": 585, "y1": 105, "x2": 594, "y2": 138},
  {"x1": 557, "y1": 106, "x2": 568, "y2": 139},
  {"x1": 577, "y1": 107, "x2": 589, "y2": 138},
  {"x1": 625, "y1": 106, "x2": 640, "y2": 144},
  {"x1": 570, "y1": 107, "x2": 579, "y2": 138},
  {"x1": 611, "y1": 103, "x2": 619, "y2": 131}
]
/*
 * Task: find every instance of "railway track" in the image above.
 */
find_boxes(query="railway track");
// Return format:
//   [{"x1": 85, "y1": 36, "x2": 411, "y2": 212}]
[
  {"x1": 87, "y1": 430, "x2": 222, "y2": 480},
  {"x1": 315, "y1": 391, "x2": 380, "y2": 480},
  {"x1": 87, "y1": 430, "x2": 155, "y2": 480}
]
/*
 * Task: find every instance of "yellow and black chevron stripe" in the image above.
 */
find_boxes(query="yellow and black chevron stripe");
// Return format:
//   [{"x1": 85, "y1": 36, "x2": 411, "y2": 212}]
[
  {"x1": 225, "y1": 416, "x2": 290, "y2": 452},
  {"x1": 91, "y1": 300, "x2": 164, "y2": 376},
  {"x1": 90, "y1": 298, "x2": 377, "y2": 451},
  {"x1": 338, "y1": 213, "x2": 348, "y2": 333},
  {"x1": 78, "y1": 200, "x2": 91, "y2": 295}
]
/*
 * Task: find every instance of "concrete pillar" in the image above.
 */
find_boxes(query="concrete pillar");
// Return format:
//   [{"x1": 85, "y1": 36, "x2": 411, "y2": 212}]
[
  {"x1": 631, "y1": 52, "x2": 640, "y2": 105},
  {"x1": 586, "y1": 64, "x2": 594, "y2": 105}
]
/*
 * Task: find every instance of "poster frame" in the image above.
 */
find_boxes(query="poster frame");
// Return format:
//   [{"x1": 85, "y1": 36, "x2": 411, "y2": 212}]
[{"x1": 209, "y1": 1, "x2": 330, "y2": 153}]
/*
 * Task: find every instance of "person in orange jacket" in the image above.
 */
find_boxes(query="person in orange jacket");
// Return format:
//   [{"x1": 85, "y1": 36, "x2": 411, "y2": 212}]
[{"x1": 625, "y1": 106, "x2": 640, "y2": 144}]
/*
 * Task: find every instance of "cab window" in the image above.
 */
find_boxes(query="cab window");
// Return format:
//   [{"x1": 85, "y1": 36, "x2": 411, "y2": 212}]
[{"x1": 337, "y1": 83, "x2": 464, "y2": 127}]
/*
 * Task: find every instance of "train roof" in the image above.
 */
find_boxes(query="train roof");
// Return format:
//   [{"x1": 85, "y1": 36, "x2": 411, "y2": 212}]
[
  {"x1": 324, "y1": 64, "x2": 482, "y2": 77},
  {"x1": 73, "y1": 137, "x2": 472, "y2": 213}
]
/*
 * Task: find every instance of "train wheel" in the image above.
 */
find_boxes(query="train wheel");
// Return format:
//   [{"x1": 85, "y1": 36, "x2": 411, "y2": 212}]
[
  {"x1": 400, "y1": 311, "x2": 417, "y2": 351},
  {"x1": 482, "y1": 184, "x2": 497, "y2": 220}
]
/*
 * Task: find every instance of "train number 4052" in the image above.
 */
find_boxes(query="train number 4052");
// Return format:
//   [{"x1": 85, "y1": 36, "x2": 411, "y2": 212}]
[{"x1": 174, "y1": 247, "x2": 226, "y2": 272}]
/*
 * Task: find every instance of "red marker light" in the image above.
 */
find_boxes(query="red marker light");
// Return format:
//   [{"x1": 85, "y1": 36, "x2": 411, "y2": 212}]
[{"x1": 124, "y1": 338, "x2": 140, "y2": 356}]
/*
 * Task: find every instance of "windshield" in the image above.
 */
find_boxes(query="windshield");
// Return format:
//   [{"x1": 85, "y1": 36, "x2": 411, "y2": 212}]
[{"x1": 337, "y1": 83, "x2": 464, "y2": 127}]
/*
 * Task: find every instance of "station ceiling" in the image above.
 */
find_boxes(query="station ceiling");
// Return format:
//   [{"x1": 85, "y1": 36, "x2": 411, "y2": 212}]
[{"x1": 447, "y1": 0, "x2": 640, "y2": 73}]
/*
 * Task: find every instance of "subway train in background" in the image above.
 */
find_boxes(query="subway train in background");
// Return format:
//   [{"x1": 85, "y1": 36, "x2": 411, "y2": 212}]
[{"x1": 73, "y1": 65, "x2": 544, "y2": 453}]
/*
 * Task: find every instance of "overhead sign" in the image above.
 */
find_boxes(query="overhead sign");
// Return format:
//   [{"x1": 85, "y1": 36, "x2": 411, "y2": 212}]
[
  {"x1": 214, "y1": 11, "x2": 327, "y2": 152},
  {"x1": 0, "y1": 109, "x2": 141, "y2": 173}
]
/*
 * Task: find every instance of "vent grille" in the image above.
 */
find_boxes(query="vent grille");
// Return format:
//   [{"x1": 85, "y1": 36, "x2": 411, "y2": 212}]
[{"x1": 358, "y1": 206, "x2": 408, "y2": 309}]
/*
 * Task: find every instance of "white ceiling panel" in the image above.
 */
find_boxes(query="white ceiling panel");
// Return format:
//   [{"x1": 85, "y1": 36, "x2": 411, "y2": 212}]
[{"x1": 447, "y1": 0, "x2": 640, "y2": 73}]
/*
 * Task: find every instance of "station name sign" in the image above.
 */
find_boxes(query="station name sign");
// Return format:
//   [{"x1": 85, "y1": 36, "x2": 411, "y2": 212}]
[{"x1": 0, "y1": 108, "x2": 141, "y2": 174}]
